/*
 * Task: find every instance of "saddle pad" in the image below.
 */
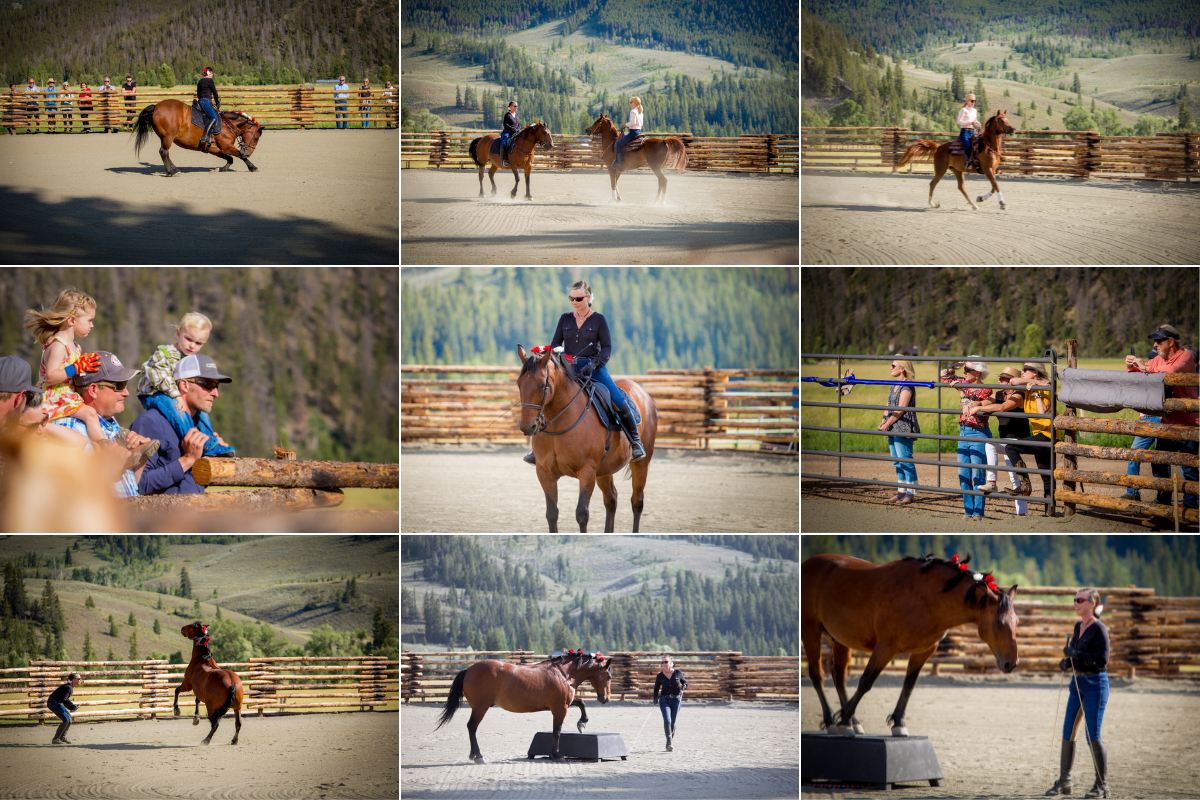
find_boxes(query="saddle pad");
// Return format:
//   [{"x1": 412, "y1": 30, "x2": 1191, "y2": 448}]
[
  {"x1": 587, "y1": 383, "x2": 624, "y2": 432},
  {"x1": 190, "y1": 101, "x2": 225, "y2": 135},
  {"x1": 490, "y1": 138, "x2": 503, "y2": 156}
]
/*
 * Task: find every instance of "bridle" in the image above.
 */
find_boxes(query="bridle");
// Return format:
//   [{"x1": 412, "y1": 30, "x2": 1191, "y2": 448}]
[
  {"x1": 519, "y1": 354, "x2": 589, "y2": 436},
  {"x1": 509, "y1": 123, "x2": 552, "y2": 163},
  {"x1": 230, "y1": 114, "x2": 261, "y2": 158},
  {"x1": 588, "y1": 117, "x2": 618, "y2": 158}
]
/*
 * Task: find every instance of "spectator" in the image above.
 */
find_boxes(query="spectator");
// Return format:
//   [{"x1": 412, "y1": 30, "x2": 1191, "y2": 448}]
[
  {"x1": 78, "y1": 82, "x2": 92, "y2": 132},
  {"x1": 1122, "y1": 346, "x2": 1160, "y2": 501},
  {"x1": 1003, "y1": 362, "x2": 1056, "y2": 515},
  {"x1": 60, "y1": 81, "x2": 74, "y2": 131},
  {"x1": 121, "y1": 75, "x2": 137, "y2": 130},
  {"x1": 1126, "y1": 324, "x2": 1198, "y2": 511},
  {"x1": 3, "y1": 83, "x2": 18, "y2": 135},
  {"x1": 968, "y1": 367, "x2": 1030, "y2": 516},
  {"x1": 22, "y1": 77, "x2": 40, "y2": 133},
  {"x1": 359, "y1": 77, "x2": 372, "y2": 128},
  {"x1": 878, "y1": 359, "x2": 920, "y2": 504},
  {"x1": 44, "y1": 78, "x2": 58, "y2": 132},
  {"x1": 98, "y1": 77, "x2": 119, "y2": 133},
  {"x1": 382, "y1": 80, "x2": 395, "y2": 127},
  {"x1": 940, "y1": 357, "x2": 993, "y2": 521},
  {"x1": 334, "y1": 75, "x2": 349, "y2": 129}
]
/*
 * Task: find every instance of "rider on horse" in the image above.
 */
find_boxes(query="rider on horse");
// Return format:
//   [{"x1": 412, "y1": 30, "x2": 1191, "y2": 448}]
[
  {"x1": 958, "y1": 94, "x2": 981, "y2": 173},
  {"x1": 613, "y1": 97, "x2": 643, "y2": 171},
  {"x1": 197, "y1": 68, "x2": 221, "y2": 151},
  {"x1": 501, "y1": 101, "x2": 520, "y2": 167}
]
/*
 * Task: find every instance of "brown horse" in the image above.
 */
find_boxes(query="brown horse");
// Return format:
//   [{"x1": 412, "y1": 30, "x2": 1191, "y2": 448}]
[
  {"x1": 802, "y1": 553, "x2": 1019, "y2": 738},
  {"x1": 516, "y1": 344, "x2": 658, "y2": 532},
  {"x1": 585, "y1": 113, "x2": 688, "y2": 203},
  {"x1": 436, "y1": 652, "x2": 613, "y2": 763},
  {"x1": 894, "y1": 110, "x2": 1017, "y2": 210},
  {"x1": 468, "y1": 122, "x2": 555, "y2": 201},
  {"x1": 174, "y1": 622, "x2": 244, "y2": 745},
  {"x1": 133, "y1": 99, "x2": 264, "y2": 177}
]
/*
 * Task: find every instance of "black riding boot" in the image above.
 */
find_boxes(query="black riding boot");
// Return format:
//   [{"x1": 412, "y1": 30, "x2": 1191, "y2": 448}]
[
  {"x1": 523, "y1": 450, "x2": 536, "y2": 464},
  {"x1": 54, "y1": 720, "x2": 71, "y2": 744},
  {"x1": 664, "y1": 720, "x2": 673, "y2": 751},
  {"x1": 1045, "y1": 740, "x2": 1075, "y2": 795},
  {"x1": 617, "y1": 404, "x2": 645, "y2": 461},
  {"x1": 1084, "y1": 739, "x2": 1108, "y2": 798}
]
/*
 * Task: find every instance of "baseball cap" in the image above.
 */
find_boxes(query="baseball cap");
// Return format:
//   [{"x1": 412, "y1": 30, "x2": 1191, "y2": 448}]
[
  {"x1": 72, "y1": 351, "x2": 140, "y2": 387},
  {"x1": 0, "y1": 356, "x2": 38, "y2": 393},
  {"x1": 1148, "y1": 324, "x2": 1180, "y2": 342},
  {"x1": 174, "y1": 354, "x2": 231, "y2": 383}
]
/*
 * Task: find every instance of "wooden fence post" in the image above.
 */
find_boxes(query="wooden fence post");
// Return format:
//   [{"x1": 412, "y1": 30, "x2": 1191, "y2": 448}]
[{"x1": 1062, "y1": 339, "x2": 1079, "y2": 517}]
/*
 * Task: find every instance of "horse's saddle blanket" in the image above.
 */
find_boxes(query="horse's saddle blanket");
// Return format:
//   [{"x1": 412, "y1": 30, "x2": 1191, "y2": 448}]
[
  {"x1": 579, "y1": 378, "x2": 639, "y2": 433},
  {"x1": 190, "y1": 101, "x2": 227, "y2": 135},
  {"x1": 489, "y1": 137, "x2": 504, "y2": 156}
]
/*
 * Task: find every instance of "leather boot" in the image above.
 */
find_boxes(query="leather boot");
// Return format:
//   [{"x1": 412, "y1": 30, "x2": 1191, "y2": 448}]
[
  {"x1": 55, "y1": 720, "x2": 72, "y2": 744},
  {"x1": 1084, "y1": 739, "x2": 1108, "y2": 798},
  {"x1": 664, "y1": 720, "x2": 673, "y2": 751},
  {"x1": 1045, "y1": 739, "x2": 1074, "y2": 795},
  {"x1": 523, "y1": 450, "x2": 536, "y2": 464},
  {"x1": 52, "y1": 720, "x2": 67, "y2": 743},
  {"x1": 617, "y1": 404, "x2": 645, "y2": 461}
]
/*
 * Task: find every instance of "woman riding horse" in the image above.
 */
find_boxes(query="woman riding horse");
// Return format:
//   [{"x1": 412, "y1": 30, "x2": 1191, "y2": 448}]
[
  {"x1": 585, "y1": 113, "x2": 688, "y2": 203},
  {"x1": 894, "y1": 110, "x2": 1016, "y2": 210},
  {"x1": 468, "y1": 122, "x2": 554, "y2": 201}
]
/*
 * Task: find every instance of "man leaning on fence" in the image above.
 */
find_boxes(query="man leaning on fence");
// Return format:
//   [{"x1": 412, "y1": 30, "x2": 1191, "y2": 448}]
[{"x1": 1126, "y1": 324, "x2": 1198, "y2": 511}]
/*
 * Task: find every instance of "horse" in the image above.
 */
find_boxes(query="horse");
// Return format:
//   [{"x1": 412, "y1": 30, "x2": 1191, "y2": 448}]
[
  {"x1": 802, "y1": 553, "x2": 1019, "y2": 738},
  {"x1": 133, "y1": 99, "x2": 264, "y2": 177},
  {"x1": 435, "y1": 651, "x2": 613, "y2": 764},
  {"x1": 515, "y1": 344, "x2": 658, "y2": 533},
  {"x1": 894, "y1": 110, "x2": 1017, "y2": 210},
  {"x1": 468, "y1": 122, "x2": 554, "y2": 201},
  {"x1": 584, "y1": 113, "x2": 688, "y2": 203},
  {"x1": 174, "y1": 622, "x2": 244, "y2": 745}
]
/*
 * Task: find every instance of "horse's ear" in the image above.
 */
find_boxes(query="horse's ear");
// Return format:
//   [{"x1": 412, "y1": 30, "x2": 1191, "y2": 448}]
[{"x1": 518, "y1": 344, "x2": 529, "y2": 362}]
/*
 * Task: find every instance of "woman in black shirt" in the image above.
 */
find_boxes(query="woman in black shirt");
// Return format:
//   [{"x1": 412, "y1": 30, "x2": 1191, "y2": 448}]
[
  {"x1": 47, "y1": 671, "x2": 82, "y2": 744},
  {"x1": 1046, "y1": 588, "x2": 1111, "y2": 798},
  {"x1": 196, "y1": 68, "x2": 221, "y2": 149},
  {"x1": 652, "y1": 654, "x2": 688, "y2": 752}
]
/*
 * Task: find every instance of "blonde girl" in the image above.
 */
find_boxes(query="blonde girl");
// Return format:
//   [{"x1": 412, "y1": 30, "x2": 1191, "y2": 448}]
[
  {"x1": 957, "y1": 93, "x2": 982, "y2": 169},
  {"x1": 23, "y1": 288, "x2": 106, "y2": 443},
  {"x1": 614, "y1": 95, "x2": 644, "y2": 170}
]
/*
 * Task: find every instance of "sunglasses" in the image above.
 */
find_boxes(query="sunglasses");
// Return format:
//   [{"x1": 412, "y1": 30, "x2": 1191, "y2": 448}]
[
  {"x1": 189, "y1": 378, "x2": 221, "y2": 392},
  {"x1": 95, "y1": 380, "x2": 128, "y2": 392},
  {"x1": 1074, "y1": 598, "x2": 1090, "y2": 604},
  {"x1": 569, "y1": 295, "x2": 587, "y2": 302}
]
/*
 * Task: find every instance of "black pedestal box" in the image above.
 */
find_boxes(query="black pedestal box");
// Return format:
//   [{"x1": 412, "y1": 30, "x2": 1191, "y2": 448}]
[
  {"x1": 527, "y1": 731, "x2": 628, "y2": 761},
  {"x1": 802, "y1": 732, "x2": 944, "y2": 790}
]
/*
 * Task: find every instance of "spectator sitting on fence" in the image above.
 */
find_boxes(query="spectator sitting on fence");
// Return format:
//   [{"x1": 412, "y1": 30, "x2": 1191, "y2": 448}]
[
  {"x1": 360, "y1": 77, "x2": 372, "y2": 129},
  {"x1": 878, "y1": 359, "x2": 920, "y2": 504},
  {"x1": 98, "y1": 77, "x2": 119, "y2": 133},
  {"x1": 131, "y1": 355, "x2": 232, "y2": 496},
  {"x1": 23, "y1": 77, "x2": 40, "y2": 133},
  {"x1": 968, "y1": 366, "x2": 1030, "y2": 515},
  {"x1": 1126, "y1": 324, "x2": 1198, "y2": 511},
  {"x1": 47, "y1": 671, "x2": 82, "y2": 745},
  {"x1": 60, "y1": 81, "x2": 74, "y2": 131},
  {"x1": 334, "y1": 75, "x2": 349, "y2": 129},
  {"x1": 1001, "y1": 362, "x2": 1055, "y2": 514},
  {"x1": 940, "y1": 357, "x2": 992, "y2": 521}
]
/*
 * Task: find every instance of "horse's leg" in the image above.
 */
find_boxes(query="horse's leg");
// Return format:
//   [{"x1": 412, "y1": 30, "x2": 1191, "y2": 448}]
[
  {"x1": 510, "y1": 163, "x2": 520, "y2": 199},
  {"x1": 217, "y1": 153, "x2": 234, "y2": 172},
  {"x1": 651, "y1": 159, "x2": 667, "y2": 204},
  {"x1": 523, "y1": 163, "x2": 532, "y2": 201},
  {"x1": 928, "y1": 155, "x2": 945, "y2": 209},
  {"x1": 833, "y1": 647, "x2": 897, "y2": 738},
  {"x1": 238, "y1": 155, "x2": 258, "y2": 173},
  {"x1": 575, "y1": 467, "x2": 597, "y2": 532},
  {"x1": 886, "y1": 645, "x2": 937, "y2": 737},
  {"x1": 193, "y1": 696, "x2": 201, "y2": 725},
  {"x1": 536, "y1": 464, "x2": 559, "y2": 532},
  {"x1": 571, "y1": 697, "x2": 589, "y2": 733},
  {"x1": 550, "y1": 708, "x2": 567, "y2": 760},
  {"x1": 955, "y1": 167, "x2": 979, "y2": 210},
  {"x1": 630, "y1": 458, "x2": 649, "y2": 533},
  {"x1": 478, "y1": 161, "x2": 485, "y2": 197},
  {"x1": 609, "y1": 168, "x2": 621, "y2": 202},
  {"x1": 800, "y1": 622, "x2": 838, "y2": 732},
  {"x1": 488, "y1": 163, "x2": 498, "y2": 195},
  {"x1": 202, "y1": 700, "x2": 220, "y2": 745},
  {"x1": 173, "y1": 685, "x2": 182, "y2": 715},
  {"x1": 597, "y1": 474, "x2": 617, "y2": 533},
  {"x1": 831, "y1": 641, "x2": 865, "y2": 735},
  {"x1": 231, "y1": 690, "x2": 242, "y2": 745},
  {"x1": 466, "y1": 705, "x2": 489, "y2": 764}
]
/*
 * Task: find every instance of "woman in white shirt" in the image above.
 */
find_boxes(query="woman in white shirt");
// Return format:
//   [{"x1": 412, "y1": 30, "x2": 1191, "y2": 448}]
[
  {"x1": 957, "y1": 94, "x2": 981, "y2": 170},
  {"x1": 613, "y1": 96, "x2": 643, "y2": 170}
]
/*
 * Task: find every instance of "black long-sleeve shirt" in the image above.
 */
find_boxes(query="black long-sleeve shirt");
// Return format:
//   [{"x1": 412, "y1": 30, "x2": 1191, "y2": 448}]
[
  {"x1": 1068, "y1": 619, "x2": 1110, "y2": 673},
  {"x1": 550, "y1": 312, "x2": 612, "y2": 369},
  {"x1": 48, "y1": 681, "x2": 79, "y2": 711},
  {"x1": 197, "y1": 77, "x2": 220, "y2": 103},
  {"x1": 503, "y1": 110, "x2": 520, "y2": 135},
  {"x1": 653, "y1": 669, "x2": 688, "y2": 701}
]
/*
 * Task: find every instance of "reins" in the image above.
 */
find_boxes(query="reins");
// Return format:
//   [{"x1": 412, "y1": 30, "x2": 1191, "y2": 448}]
[{"x1": 520, "y1": 355, "x2": 590, "y2": 436}]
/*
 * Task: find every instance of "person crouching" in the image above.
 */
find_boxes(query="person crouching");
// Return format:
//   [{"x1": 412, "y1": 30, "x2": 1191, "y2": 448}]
[{"x1": 47, "y1": 671, "x2": 82, "y2": 744}]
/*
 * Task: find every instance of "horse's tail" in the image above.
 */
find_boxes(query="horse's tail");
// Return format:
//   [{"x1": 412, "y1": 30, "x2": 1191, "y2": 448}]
[
  {"x1": 666, "y1": 138, "x2": 688, "y2": 173},
  {"x1": 893, "y1": 139, "x2": 939, "y2": 171},
  {"x1": 434, "y1": 668, "x2": 468, "y2": 730},
  {"x1": 469, "y1": 137, "x2": 483, "y2": 168},
  {"x1": 210, "y1": 684, "x2": 236, "y2": 723},
  {"x1": 133, "y1": 104, "x2": 156, "y2": 158}
]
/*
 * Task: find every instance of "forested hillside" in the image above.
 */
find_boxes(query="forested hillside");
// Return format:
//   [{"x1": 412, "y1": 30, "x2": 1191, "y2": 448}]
[
  {"x1": 401, "y1": 267, "x2": 799, "y2": 373},
  {"x1": 801, "y1": 267, "x2": 1198, "y2": 360},
  {"x1": 1, "y1": 268, "x2": 398, "y2": 462},
  {"x1": 801, "y1": 535, "x2": 1200, "y2": 596}
]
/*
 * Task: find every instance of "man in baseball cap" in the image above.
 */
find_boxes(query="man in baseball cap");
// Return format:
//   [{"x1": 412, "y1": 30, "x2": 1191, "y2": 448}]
[{"x1": 0, "y1": 356, "x2": 39, "y2": 436}]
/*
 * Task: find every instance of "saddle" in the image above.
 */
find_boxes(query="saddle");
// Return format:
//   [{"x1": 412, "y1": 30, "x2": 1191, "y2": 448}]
[
  {"x1": 573, "y1": 371, "x2": 640, "y2": 435},
  {"x1": 489, "y1": 138, "x2": 504, "y2": 156},
  {"x1": 190, "y1": 100, "x2": 226, "y2": 137},
  {"x1": 622, "y1": 134, "x2": 646, "y2": 152}
]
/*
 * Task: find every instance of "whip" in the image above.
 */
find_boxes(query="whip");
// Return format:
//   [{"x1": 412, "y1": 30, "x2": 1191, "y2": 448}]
[
  {"x1": 1043, "y1": 663, "x2": 1066, "y2": 795},
  {"x1": 626, "y1": 705, "x2": 657, "y2": 750}
]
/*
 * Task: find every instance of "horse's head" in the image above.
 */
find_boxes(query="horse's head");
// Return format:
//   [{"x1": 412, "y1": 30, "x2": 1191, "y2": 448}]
[
  {"x1": 181, "y1": 622, "x2": 208, "y2": 640},
  {"x1": 533, "y1": 122, "x2": 554, "y2": 150},
  {"x1": 990, "y1": 110, "x2": 1015, "y2": 136},
  {"x1": 976, "y1": 583, "x2": 1020, "y2": 672},
  {"x1": 231, "y1": 112, "x2": 264, "y2": 155},
  {"x1": 587, "y1": 654, "x2": 613, "y2": 704},
  {"x1": 516, "y1": 344, "x2": 559, "y2": 435},
  {"x1": 585, "y1": 113, "x2": 615, "y2": 139}
]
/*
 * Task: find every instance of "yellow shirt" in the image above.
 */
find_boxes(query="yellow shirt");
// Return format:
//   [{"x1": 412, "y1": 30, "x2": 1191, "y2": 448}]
[{"x1": 1024, "y1": 389, "x2": 1053, "y2": 438}]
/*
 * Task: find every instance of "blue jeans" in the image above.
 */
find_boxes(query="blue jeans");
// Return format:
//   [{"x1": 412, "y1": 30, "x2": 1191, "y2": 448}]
[
  {"x1": 616, "y1": 129, "x2": 640, "y2": 161},
  {"x1": 335, "y1": 102, "x2": 347, "y2": 128},
  {"x1": 958, "y1": 425, "x2": 988, "y2": 517},
  {"x1": 888, "y1": 435, "x2": 917, "y2": 493},
  {"x1": 199, "y1": 98, "x2": 220, "y2": 134},
  {"x1": 47, "y1": 697, "x2": 72, "y2": 724},
  {"x1": 1151, "y1": 437, "x2": 1198, "y2": 508},
  {"x1": 139, "y1": 393, "x2": 235, "y2": 456},
  {"x1": 361, "y1": 110, "x2": 370, "y2": 128},
  {"x1": 1063, "y1": 672, "x2": 1109, "y2": 743},
  {"x1": 959, "y1": 128, "x2": 973, "y2": 160},
  {"x1": 1125, "y1": 416, "x2": 1158, "y2": 493},
  {"x1": 658, "y1": 695, "x2": 680, "y2": 727},
  {"x1": 574, "y1": 358, "x2": 628, "y2": 412}
]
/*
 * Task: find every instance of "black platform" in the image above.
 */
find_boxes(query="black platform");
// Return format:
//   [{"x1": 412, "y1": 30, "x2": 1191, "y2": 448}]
[
  {"x1": 801, "y1": 732, "x2": 944, "y2": 790},
  {"x1": 527, "y1": 732, "x2": 628, "y2": 761}
]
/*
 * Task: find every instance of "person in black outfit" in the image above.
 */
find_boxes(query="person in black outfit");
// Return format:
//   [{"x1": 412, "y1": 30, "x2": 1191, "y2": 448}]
[
  {"x1": 501, "y1": 101, "x2": 519, "y2": 167},
  {"x1": 1046, "y1": 588, "x2": 1111, "y2": 799},
  {"x1": 47, "y1": 671, "x2": 82, "y2": 744},
  {"x1": 652, "y1": 654, "x2": 687, "y2": 752},
  {"x1": 197, "y1": 68, "x2": 221, "y2": 150}
]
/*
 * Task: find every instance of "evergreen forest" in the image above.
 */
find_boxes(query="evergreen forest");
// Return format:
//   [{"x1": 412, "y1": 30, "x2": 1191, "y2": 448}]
[
  {"x1": 1, "y1": 268, "x2": 399, "y2": 462},
  {"x1": 402, "y1": 535, "x2": 799, "y2": 656},
  {"x1": 801, "y1": 535, "x2": 1200, "y2": 597},
  {"x1": 401, "y1": 267, "x2": 799, "y2": 374},
  {"x1": 800, "y1": 267, "x2": 1198, "y2": 360}
]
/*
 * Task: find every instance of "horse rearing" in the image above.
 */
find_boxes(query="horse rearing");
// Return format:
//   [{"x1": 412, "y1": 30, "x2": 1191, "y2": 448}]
[
  {"x1": 133, "y1": 99, "x2": 263, "y2": 177},
  {"x1": 174, "y1": 622, "x2": 244, "y2": 745},
  {"x1": 802, "y1": 552, "x2": 1019, "y2": 737},
  {"x1": 468, "y1": 122, "x2": 554, "y2": 201},
  {"x1": 585, "y1": 113, "x2": 688, "y2": 203},
  {"x1": 435, "y1": 651, "x2": 613, "y2": 764},
  {"x1": 894, "y1": 110, "x2": 1016, "y2": 210},
  {"x1": 516, "y1": 344, "x2": 658, "y2": 532}
]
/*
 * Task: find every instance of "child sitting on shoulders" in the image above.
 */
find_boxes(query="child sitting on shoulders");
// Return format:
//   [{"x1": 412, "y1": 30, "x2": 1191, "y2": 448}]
[
  {"x1": 23, "y1": 288, "x2": 106, "y2": 444},
  {"x1": 137, "y1": 312, "x2": 235, "y2": 457}
]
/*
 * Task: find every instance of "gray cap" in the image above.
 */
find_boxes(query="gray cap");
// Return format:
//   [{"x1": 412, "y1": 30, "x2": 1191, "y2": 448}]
[
  {"x1": 0, "y1": 356, "x2": 38, "y2": 393},
  {"x1": 72, "y1": 351, "x2": 141, "y2": 387},
  {"x1": 173, "y1": 354, "x2": 231, "y2": 383}
]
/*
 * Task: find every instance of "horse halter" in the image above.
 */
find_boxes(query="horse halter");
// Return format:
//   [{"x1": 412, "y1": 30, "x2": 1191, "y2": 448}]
[{"x1": 520, "y1": 354, "x2": 586, "y2": 436}]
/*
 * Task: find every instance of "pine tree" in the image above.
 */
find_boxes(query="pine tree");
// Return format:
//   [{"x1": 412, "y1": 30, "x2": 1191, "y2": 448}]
[{"x1": 1180, "y1": 100, "x2": 1193, "y2": 131}]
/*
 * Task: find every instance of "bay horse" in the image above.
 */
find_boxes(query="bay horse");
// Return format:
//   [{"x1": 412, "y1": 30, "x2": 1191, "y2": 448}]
[
  {"x1": 436, "y1": 651, "x2": 613, "y2": 764},
  {"x1": 585, "y1": 113, "x2": 688, "y2": 203},
  {"x1": 133, "y1": 99, "x2": 263, "y2": 177},
  {"x1": 802, "y1": 553, "x2": 1019, "y2": 737},
  {"x1": 174, "y1": 622, "x2": 244, "y2": 745},
  {"x1": 468, "y1": 122, "x2": 554, "y2": 201},
  {"x1": 516, "y1": 344, "x2": 658, "y2": 532},
  {"x1": 894, "y1": 110, "x2": 1017, "y2": 210}
]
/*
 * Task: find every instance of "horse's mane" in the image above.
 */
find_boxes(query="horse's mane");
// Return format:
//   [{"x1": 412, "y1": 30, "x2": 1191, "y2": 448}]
[
  {"x1": 520, "y1": 350, "x2": 576, "y2": 384},
  {"x1": 902, "y1": 552, "x2": 1013, "y2": 613},
  {"x1": 536, "y1": 651, "x2": 608, "y2": 671}
]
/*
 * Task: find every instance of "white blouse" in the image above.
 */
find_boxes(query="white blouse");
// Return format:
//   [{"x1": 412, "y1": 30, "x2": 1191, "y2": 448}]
[
  {"x1": 628, "y1": 107, "x2": 643, "y2": 130},
  {"x1": 957, "y1": 106, "x2": 978, "y2": 128}
]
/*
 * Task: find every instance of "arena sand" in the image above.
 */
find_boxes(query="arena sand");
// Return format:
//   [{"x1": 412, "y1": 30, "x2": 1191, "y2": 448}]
[{"x1": 402, "y1": 697, "x2": 799, "y2": 799}]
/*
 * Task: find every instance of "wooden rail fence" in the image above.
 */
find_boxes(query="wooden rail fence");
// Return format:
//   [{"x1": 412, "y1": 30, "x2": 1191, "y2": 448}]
[
  {"x1": 803, "y1": 586, "x2": 1200, "y2": 679},
  {"x1": 801, "y1": 126, "x2": 1200, "y2": 181},
  {"x1": 401, "y1": 130, "x2": 799, "y2": 173},
  {"x1": 0, "y1": 656, "x2": 399, "y2": 722},
  {"x1": 401, "y1": 650, "x2": 799, "y2": 701},
  {"x1": 401, "y1": 365, "x2": 798, "y2": 450}
]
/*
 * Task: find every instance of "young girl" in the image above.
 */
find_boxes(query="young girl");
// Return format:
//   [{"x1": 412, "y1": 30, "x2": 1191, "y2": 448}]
[{"x1": 23, "y1": 289, "x2": 106, "y2": 444}]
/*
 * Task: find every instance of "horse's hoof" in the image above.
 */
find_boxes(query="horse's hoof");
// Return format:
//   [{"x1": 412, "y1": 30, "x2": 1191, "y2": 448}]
[
  {"x1": 853, "y1": 722, "x2": 866, "y2": 735},
  {"x1": 835, "y1": 724, "x2": 856, "y2": 738},
  {"x1": 1000, "y1": 203, "x2": 1007, "y2": 210},
  {"x1": 192, "y1": 718, "x2": 200, "y2": 726},
  {"x1": 472, "y1": 756, "x2": 486, "y2": 765},
  {"x1": 977, "y1": 195, "x2": 985, "y2": 202},
  {"x1": 892, "y1": 725, "x2": 909, "y2": 737},
  {"x1": 201, "y1": 739, "x2": 211, "y2": 745}
]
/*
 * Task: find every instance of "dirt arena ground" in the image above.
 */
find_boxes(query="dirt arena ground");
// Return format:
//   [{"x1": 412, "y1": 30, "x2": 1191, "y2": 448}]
[
  {"x1": 401, "y1": 443, "x2": 799, "y2": 532},
  {"x1": 403, "y1": 697, "x2": 799, "y2": 799},
  {"x1": 802, "y1": 674, "x2": 1200, "y2": 798},
  {"x1": 401, "y1": 169, "x2": 798, "y2": 264},
  {"x1": 0, "y1": 712, "x2": 398, "y2": 799},
  {"x1": 801, "y1": 171, "x2": 1200, "y2": 265},
  {"x1": 0, "y1": 130, "x2": 397, "y2": 264}
]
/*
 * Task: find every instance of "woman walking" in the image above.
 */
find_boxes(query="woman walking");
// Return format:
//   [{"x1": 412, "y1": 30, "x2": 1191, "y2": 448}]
[
  {"x1": 939, "y1": 357, "x2": 992, "y2": 520},
  {"x1": 1046, "y1": 588, "x2": 1110, "y2": 798},
  {"x1": 653, "y1": 655, "x2": 688, "y2": 751},
  {"x1": 878, "y1": 359, "x2": 920, "y2": 503}
]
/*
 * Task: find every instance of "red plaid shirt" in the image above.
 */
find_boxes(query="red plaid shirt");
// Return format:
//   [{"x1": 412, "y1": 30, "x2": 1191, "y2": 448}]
[{"x1": 940, "y1": 373, "x2": 992, "y2": 429}]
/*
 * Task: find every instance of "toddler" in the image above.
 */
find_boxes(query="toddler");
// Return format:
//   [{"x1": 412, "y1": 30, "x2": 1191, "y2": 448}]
[
  {"x1": 137, "y1": 312, "x2": 235, "y2": 456},
  {"x1": 23, "y1": 288, "x2": 106, "y2": 444}
]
